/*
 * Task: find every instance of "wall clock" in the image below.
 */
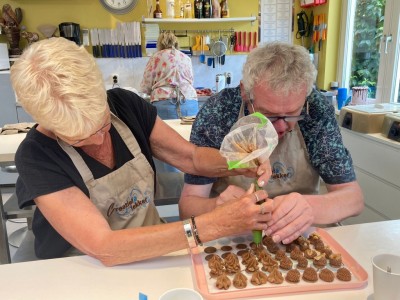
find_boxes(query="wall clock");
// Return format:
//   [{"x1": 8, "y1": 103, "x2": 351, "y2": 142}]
[{"x1": 99, "y1": 0, "x2": 139, "y2": 15}]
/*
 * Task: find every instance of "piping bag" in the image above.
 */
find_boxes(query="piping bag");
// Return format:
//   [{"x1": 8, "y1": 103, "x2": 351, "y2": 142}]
[{"x1": 220, "y1": 112, "x2": 278, "y2": 245}]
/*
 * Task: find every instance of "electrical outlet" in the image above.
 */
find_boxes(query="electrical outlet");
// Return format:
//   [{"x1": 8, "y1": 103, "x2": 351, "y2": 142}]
[
  {"x1": 112, "y1": 74, "x2": 118, "y2": 85},
  {"x1": 225, "y1": 72, "x2": 232, "y2": 86}
]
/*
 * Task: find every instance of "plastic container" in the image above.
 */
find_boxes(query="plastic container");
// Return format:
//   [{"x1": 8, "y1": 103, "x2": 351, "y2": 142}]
[{"x1": 166, "y1": 0, "x2": 175, "y2": 18}]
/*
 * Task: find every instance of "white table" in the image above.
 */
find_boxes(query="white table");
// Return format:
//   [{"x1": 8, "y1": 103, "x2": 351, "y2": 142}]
[{"x1": 0, "y1": 220, "x2": 398, "y2": 300}]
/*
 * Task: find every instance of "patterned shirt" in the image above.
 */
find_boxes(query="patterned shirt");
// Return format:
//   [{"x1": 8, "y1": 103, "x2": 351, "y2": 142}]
[
  {"x1": 185, "y1": 86, "x2": 356, "y2": 185},
  {"x1": 140, "y1": 48, "x2": 197, "y2": 102}
]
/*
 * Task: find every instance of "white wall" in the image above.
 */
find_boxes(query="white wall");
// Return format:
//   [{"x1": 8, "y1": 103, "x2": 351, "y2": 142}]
[{"x1": 96, "y1": 54, "x2": 247, "y2": 92}]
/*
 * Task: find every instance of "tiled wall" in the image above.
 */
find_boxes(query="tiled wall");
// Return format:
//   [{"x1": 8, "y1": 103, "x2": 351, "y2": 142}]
[{"x1": 96, "y1": 55, "x2": 247, "y2": 93}]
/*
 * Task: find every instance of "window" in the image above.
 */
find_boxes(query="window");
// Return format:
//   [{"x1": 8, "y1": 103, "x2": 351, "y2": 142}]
[{"x1": 337, "y1": 0, "x2": 400, "y2": 103}]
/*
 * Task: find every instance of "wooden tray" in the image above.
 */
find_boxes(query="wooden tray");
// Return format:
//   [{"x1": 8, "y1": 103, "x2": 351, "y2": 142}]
[{"x1": 190, "y1": 228, "x2": 368, "y2": 299}]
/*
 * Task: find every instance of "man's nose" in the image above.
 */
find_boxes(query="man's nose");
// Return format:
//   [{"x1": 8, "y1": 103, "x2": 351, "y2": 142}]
[{"x1": 272, "y1": 118, "x2": 289, "y2": 131}]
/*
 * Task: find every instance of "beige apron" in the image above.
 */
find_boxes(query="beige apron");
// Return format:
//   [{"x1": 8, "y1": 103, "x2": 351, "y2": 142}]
[
  {"x1": 212, "y1": 102, "x2": 320, "y2": 198},
  {"x1": 59, "y1": 113, "x2": 162, "y2": 231}
]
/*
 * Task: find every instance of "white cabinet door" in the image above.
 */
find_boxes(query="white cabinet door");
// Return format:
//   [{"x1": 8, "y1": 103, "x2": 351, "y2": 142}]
[{"x1": 340, "y1": 128, "x2": 400, "y2": 224}]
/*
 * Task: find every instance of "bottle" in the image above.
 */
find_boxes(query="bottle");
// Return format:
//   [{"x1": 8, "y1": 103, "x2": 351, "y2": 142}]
[
  {"x1": 202, "y1": 0, "x2": 212, "y2": 18},
  {"x1": 220, "y1": 0, "x2": 229, "y2": 18},
  {"x1": 180, "y1": 0, "x2": 185, "y2": 18},
  {"x1": 153, "y1": 0, "x2": 163, "y2": 18},
  {"x1": 184, "y1": 0, "x2": 192, "y2": 18},
  {"x1": 175, "y1": 0, "x2": 182, "y2": 17},
  {"x1": 166, "y1": 0, "x2": 175, "y2": 18},
  {"x1": 194, "y1": 0, "x2": 203, "y2": 19},
  {"x1": 212, "y1": 0, "x2": 220, "y2": 18}
]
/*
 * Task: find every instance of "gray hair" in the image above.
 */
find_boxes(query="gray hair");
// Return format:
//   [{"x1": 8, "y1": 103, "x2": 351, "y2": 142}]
[
  {"x1": 157, "y1": 31, "x2": 179, "y2": 50},
  {"x1": 241, "y1": 42, "x2": 317, "y2": 97},
  {"x1": 10, "y1": 37, "x2": 107, "y2": 139}
]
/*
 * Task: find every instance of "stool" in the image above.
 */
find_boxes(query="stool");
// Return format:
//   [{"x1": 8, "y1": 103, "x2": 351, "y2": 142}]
[{"x1": 0, "y1": 165, "x2": 35, "y2": 264}]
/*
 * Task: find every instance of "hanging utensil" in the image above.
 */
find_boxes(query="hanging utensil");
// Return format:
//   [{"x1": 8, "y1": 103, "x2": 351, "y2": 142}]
[
  {"x1": 249, "y1": 31, "x2": 256, "y2": 51},
  {"x1": 242, "y1": 31, "x2": 248, "y2": 52},
  {"x1": 199, "y1": 35, "x2": 205, "y2": 63},
  {"x1": 253, "y1": 31, "x2": 258, "y2": 49},
  {"x1": 192, "y1": 35, "x2": 201, "y2": 51},
  {"x1": 234, "y1": 31, "x2": 239, "y2": 52},
  {"x1": 230, "y1": 32, "x2": 236, "y2": 53},
  {"x1": 211, "y1": 32, "x2": 227, "y2": 70},
  {"x1": 236, "y1": 31, "x2": 242, "y2": 52}
]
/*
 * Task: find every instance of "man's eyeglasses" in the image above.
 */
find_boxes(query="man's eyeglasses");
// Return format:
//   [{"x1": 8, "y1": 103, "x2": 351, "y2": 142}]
[
  {"x1": 67, "y1": 121, "x2": 111, "y2": 147},
  {"x1": 249, "y1": 99, "x2": 309, "y2": 123}
]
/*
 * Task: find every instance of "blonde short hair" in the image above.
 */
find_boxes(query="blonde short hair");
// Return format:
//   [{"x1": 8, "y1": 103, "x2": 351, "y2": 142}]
[
  {"x1": 241, "y1": 42, "x2": 317, "y2": 97},
  {"x1": 10, "y1": 37, "x2": 107, "y2": 139},
  {"x1": 157, "y1": 31, "x2": 179, "y2": 50}
]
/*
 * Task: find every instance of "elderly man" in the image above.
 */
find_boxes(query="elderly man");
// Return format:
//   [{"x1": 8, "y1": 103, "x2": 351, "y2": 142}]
[{"x1": 179, "y1": 42, "x2": 364, "y2": 245}]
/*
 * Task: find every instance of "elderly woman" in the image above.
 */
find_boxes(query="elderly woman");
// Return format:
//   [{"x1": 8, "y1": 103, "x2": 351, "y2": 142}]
[
  {"x1": 140, "y1": 31, "x2": 198, "y2": 119},
  {"x1": 10, "y1": 37, "x2": 272, "y2": 266}
]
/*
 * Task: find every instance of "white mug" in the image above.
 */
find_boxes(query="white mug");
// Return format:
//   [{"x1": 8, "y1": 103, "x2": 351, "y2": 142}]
[
  {"x1": 351, "y1": 86, "x2": 369, "y2": 105},
  {"x1": 372, "y1": 254, "x2": 400, "y2": 300},
  {"x1": 159, "y1": 288, "x2": 203, "y2": 300}
]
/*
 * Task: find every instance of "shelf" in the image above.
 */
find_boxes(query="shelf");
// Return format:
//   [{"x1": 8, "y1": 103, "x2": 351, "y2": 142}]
[{"x1": 142, "y1": 16, "x2": 256, "y2": 23}]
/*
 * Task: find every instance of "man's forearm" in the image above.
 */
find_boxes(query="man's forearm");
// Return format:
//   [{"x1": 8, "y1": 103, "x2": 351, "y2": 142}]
[{"x1": 306, "y1": 181, "x2": 364, "y2": 224}]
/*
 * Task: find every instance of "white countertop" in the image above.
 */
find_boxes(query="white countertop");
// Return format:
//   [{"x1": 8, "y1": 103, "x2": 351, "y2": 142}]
[
  {"x1": 0, "y1": 132, "x2": 26, "y2": 166},
  {"x1": 0, "y1": 119, "x2": 192, "y2": 165},
  {"x1": 164, "y1": 118, "x2": 192, "y2": 141},
  {"x1": 0, "y1": 220, "x2": 398, "y2": 299}
]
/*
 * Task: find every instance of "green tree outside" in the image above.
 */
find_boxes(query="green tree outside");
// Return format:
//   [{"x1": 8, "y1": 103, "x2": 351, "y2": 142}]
[{"x1": 350, "y1": 0, "x2": 386, "y2": 98}]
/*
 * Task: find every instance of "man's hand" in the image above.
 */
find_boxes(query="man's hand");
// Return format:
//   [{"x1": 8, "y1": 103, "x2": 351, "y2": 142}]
[
  {"x1": 216, "y1": 185, "x2": 246, "y2": 206},
  {"x1": 265, "y1": 192, "x2": 314, "y2": 244}
]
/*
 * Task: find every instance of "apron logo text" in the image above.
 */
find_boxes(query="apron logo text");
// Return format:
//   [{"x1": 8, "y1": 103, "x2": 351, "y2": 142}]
[
  {"x1": 107, "y1": 188, "x2": 151, "y2": 217},
  {"x1": 269, "y1": 161, "x2": 294, "y2": 183}
]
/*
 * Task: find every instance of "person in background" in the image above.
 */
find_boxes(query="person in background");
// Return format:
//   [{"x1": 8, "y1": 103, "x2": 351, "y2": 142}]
[
  {"x1": 10, "y1": 38, "x2": 272, "y2": 266},
  {"x1": 140, "y1": 31, "x2": 198, "y2": 120},
  {"x1": 179, "y1": 42, "x2": 364, "y2": 245}
]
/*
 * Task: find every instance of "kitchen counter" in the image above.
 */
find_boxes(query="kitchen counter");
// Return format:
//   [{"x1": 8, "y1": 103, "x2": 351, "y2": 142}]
[
  {"x1": 0, "y1": 119, "x2": 192, "y2": 166},
  {"x1": 1, "y1": 220, "x2": 398, "y2": 299}
]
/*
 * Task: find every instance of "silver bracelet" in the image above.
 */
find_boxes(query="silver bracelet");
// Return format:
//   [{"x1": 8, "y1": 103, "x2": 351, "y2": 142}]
[
  {"x1": 182, "y1": 219, "x2": 197, "y2": 249},
  {"x1": 191, "y1": 215, "x2": 203, "y2": 246}
]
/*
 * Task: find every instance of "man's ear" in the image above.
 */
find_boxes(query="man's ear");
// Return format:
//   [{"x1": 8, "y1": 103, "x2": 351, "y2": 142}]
[{"x1": 240, "y1": 81, "x2": 251, "y2": 102}]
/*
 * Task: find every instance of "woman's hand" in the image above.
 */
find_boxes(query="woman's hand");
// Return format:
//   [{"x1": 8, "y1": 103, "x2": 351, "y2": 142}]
[{"x1": 211, "y1": 187, "x2": 274, "y2": 236}]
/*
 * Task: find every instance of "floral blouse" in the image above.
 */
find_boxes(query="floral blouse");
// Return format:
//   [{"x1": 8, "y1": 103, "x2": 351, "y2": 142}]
[
  {"x1": 185, "y1": 87, "x2": 356, "y2": 186},
  {"x1": 140, "y1": 48, "x2": 198, "y2": 102}
]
